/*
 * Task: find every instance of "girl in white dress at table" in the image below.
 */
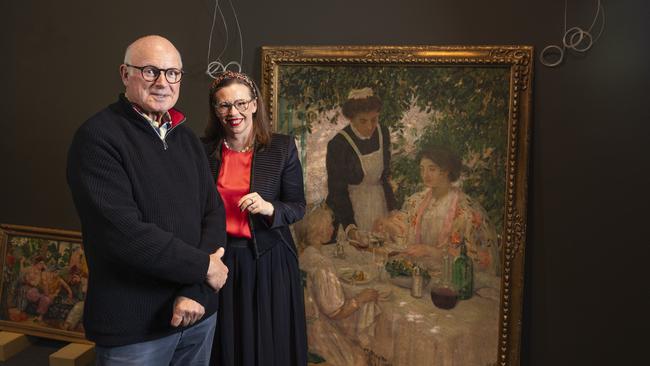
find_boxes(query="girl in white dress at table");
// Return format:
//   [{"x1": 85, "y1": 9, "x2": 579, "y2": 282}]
[{"x1": 296, "y1": 205, "x2": 381, "y2": 366}]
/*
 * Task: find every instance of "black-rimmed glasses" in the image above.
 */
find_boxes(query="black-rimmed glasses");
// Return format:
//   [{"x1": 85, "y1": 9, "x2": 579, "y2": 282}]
[
  {"x1": 214, "y1": 99, "x2": 255, "y2": 114},
  {"x1": 125, "y1": 64, "x2": 184, "y2": 84}
]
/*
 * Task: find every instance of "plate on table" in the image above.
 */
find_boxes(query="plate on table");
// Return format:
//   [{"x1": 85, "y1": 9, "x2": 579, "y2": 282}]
[{"x1": 339, "y1": 268, "x2": 373, "y2": 285}]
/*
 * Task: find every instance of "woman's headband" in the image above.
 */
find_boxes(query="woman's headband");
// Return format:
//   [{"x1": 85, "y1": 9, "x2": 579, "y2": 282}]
[{"x1": 210, "y1": 71, "x2": 258, "y2": 98}]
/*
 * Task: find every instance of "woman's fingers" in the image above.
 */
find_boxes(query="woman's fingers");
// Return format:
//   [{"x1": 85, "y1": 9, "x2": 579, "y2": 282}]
[{"x1": 237, "y1": 192, "x2": 272, "y2": 216}]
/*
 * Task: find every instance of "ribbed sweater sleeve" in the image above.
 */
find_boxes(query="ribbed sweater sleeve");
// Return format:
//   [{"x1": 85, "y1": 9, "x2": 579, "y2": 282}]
[
  {"x1": 176, "y1": 149, "x2": 225, "y2": 306},
  {"x1": 67, "y1": 124, "x2": 209, "y2": 285}
]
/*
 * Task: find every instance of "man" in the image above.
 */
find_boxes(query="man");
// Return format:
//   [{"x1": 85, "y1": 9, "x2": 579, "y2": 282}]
[{"x1": 67, "y1": 35, "x2": 228, "y2": 365}]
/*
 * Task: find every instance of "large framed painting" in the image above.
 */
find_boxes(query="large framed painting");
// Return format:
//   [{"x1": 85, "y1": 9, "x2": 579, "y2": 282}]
[
  {"x1": 0, "y1": 224, "x2": 89, "y2": 343},
  {"x1": 261, "y1": 46, "x2": 532, "y2": 366}
]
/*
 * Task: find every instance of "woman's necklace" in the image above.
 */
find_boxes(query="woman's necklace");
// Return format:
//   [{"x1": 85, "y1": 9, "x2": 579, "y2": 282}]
[{"x1": 223, "y1": 139, "x2": 253, "y2": 153}]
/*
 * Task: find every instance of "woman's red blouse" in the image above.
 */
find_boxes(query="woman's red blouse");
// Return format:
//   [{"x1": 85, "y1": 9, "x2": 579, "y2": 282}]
[{"x1": 217, "y1": 144, "x2": 253, "y2": 239}]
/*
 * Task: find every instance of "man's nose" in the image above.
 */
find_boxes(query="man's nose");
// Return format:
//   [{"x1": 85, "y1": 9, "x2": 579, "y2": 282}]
[{"x1": 153, "y1": 72, "x2": 169, "y2": 87}]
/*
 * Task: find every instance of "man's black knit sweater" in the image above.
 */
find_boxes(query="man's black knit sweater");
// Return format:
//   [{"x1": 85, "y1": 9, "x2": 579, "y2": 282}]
[{"x1": 67, "y1": 95, "x2": 225, "y2": 346}]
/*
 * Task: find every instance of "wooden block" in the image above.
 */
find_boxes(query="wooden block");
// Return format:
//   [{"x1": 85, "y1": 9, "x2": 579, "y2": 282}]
[
  {"x1": 0, "y1": 331, "x2": 31, "y2": 361},
  {"x1": 49, "y1": 343, "x2": 95, "y2": 366}
]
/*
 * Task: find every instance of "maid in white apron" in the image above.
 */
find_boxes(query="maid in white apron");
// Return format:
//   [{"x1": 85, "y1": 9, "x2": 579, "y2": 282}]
[{"x1": 325, "y1": 88, "x2": 396, "y2": 242}]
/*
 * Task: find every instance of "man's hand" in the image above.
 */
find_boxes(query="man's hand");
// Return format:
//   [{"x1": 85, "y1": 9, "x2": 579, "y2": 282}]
[
  {"x1": 170, "y1": 296, "x2": 205, "y2": 327},
  {"x1": 206, "y1": 247, "x2": 228, "y2": 291}
]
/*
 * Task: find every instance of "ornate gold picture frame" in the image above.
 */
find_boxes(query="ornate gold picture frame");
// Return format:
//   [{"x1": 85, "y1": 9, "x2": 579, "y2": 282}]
[
  {"x1": 261, "y1": 46, "x2": 531, "y2": 366},
  {"x1": 0, "y1": 224, "x2": 90, "y2": 343}
]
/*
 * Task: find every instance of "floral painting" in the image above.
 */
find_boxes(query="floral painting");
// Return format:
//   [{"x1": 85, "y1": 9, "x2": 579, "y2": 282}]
[
  {"x1": 0, "y1": 225, "x2": 89, "y2": 343},
  {"x1": 262, "y1": 46, "x2": 532, "y2": 366}
]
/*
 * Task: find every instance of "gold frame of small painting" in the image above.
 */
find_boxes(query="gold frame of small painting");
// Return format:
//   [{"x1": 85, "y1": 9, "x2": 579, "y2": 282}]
[
  {"x1": 0, "y1": 224, "x2": 90, "y2": 344},
  {"x1": 261, "y1": 45, "x2": 532, "y2": 366}
]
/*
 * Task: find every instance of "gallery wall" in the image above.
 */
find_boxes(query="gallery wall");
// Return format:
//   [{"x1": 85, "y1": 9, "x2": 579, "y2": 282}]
[{"x1": 1, "y1": 0, "x2": 648, "y2": 365}]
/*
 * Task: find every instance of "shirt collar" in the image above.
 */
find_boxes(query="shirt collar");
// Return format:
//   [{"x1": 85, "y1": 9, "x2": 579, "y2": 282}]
[{"x1": 131, "y1": 104, "x2": 172, "y2": 128}]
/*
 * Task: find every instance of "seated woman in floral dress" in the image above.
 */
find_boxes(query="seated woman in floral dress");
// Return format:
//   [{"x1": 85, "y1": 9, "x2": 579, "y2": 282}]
[{"x1": 379, "y1": 146, "x2": 498, "y2": 275}]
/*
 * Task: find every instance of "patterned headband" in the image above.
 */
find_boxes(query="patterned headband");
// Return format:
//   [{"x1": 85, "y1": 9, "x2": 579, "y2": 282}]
[{"x1": 210, "y1": 70, "x2": 258, "y2": 98}]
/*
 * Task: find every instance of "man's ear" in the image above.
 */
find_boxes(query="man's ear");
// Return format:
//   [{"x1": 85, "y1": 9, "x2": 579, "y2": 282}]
[{"x1": 119, "y1": 64, "x2": 129, "y2": 86}]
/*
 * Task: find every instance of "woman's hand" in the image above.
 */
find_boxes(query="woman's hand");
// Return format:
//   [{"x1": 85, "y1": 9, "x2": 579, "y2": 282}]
[
  {"x1": 347, "y1": 228, "x2": 369, "y2": 249},
  {"x1": 238, "y1": 192, "x2": 274, "y2": 217},
  {"x1": 375, "y1": 212, "x2": 407, "y2": 239},
  {"x1": 402, "y1": 244, "x2": 434, "y2": 258}
]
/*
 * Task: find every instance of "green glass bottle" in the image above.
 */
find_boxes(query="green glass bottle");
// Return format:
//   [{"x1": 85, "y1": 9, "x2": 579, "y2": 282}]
[{"x1": 452, "y1": 240, "x2": 474, "y2": 300}]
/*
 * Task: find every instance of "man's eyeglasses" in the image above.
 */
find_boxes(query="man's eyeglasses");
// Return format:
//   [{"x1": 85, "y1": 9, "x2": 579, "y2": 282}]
[
  {"x1": 125, "y1": 64, "x2": 184, "y2": 84},
  {"x1": 214, "y1": 99, "x2": 255, "y2": 114}
]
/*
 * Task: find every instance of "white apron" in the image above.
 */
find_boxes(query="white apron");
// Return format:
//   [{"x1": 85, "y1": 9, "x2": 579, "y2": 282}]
[{"x1": 339, "y1": 127, "x2": 388, "y2": 231}]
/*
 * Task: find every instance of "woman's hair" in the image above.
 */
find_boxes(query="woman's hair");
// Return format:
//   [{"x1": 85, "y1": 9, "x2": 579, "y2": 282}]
[
  {"x1": 203, "y1": 71, "x2": 272, "y2": 146},
  {"x1": 418, "y1": 146, "x2": 463, "y2": 182},
  {"x1": 294, "y1": 204, "x2": 334, "y2": 250},
  {"x1": 341, "y1": 95, "x2": 382, "y2": 119}
]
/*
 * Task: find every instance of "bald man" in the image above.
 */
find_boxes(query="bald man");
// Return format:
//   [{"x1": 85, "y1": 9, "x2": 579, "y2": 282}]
[{"x1": 67, "y1": 35, "x2": 228, "y2": 365}]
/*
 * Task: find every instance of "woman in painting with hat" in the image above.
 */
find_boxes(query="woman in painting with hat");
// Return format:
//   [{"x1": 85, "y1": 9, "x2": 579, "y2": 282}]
[
  {"x1": 325, "y1": 88, "x2": 396, "y2": 245},
  {"x1": 203, "y1": 70, "x2": 307, "y2": 366}
]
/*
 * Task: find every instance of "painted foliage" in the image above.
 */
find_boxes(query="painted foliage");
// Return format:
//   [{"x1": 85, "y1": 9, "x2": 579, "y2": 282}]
[{"x1": 262, "y1": 46, "x2": 532, "y2": 366}]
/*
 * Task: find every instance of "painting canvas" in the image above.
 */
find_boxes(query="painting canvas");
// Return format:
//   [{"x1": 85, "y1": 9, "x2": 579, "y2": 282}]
[
  {"x1": 0, "y1": 224, "x2": 89, "y2": 343},
  {"x1": 261, "y1": 46, "x2": 532, "y2": 366}
]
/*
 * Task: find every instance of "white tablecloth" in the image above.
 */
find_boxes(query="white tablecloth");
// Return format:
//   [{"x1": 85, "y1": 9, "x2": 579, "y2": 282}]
[{"x1": 321, "y1": 243, "x2": 499, "y2": 366}]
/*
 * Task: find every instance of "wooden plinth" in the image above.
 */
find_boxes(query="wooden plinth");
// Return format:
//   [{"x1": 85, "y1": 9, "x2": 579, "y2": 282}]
[{"x1": 49, "y1": 343, "x2": 95, "y2": 366}]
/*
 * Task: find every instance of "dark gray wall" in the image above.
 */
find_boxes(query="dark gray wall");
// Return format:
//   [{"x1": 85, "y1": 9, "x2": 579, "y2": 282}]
[{"x1": 2, "y1": 1, "x2": 648, "y2": 365}]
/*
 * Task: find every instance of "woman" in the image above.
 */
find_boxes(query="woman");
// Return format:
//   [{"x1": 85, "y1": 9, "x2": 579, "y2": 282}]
[
  {"x1": 381, "y1": 147, "x2": 498, "y2": 274},
  {"x1": 203, "y1": 70, "x2": 307, "y2": 366},
  {"x1": 296, "y1": 205, "x2": 379, "y2": 366},
  {"x1": 325, "y1": 88, "x2": 396, "y2": 244}
]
